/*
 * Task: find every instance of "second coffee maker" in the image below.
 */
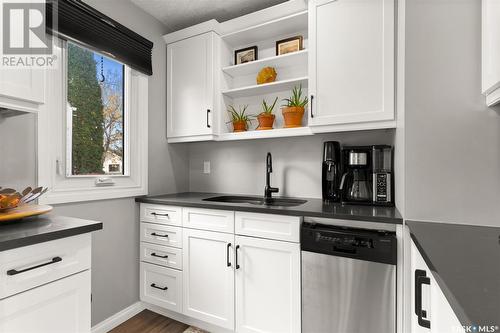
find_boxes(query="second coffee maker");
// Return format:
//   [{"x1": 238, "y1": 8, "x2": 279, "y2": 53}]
[{"x1": 339, "y1": 145, "x2": 394, "y2": 206}]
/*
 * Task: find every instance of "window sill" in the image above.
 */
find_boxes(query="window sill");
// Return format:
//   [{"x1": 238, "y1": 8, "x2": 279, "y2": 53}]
[{"x1": 39, "y1": 185, "x2": 148, "y2": 205}]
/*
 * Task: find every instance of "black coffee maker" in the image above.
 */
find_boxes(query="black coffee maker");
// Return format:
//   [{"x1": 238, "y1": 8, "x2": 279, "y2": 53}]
[
  {"x1": 339, "y1": 145, "x2": 394, "y2": 206},
  {"x1": 322, "y1": 141, "x2": 341, "y2": 202}
]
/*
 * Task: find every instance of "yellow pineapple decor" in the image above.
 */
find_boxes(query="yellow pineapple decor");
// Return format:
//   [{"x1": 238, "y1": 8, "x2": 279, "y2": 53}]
[{"x1": 256, "y1": 67, "x2": 277, "y2": 85}]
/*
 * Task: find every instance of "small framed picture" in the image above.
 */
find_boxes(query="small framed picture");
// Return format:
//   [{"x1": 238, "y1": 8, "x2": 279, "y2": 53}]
[
  {"x1": 234, "y1": 46, "x2": 258, "y2": 65},
  {"x1": 276, "y1": 36, "x2": 303, "y2": 56}
]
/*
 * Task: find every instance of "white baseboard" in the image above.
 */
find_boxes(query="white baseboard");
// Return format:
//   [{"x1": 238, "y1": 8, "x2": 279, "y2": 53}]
[{"x1": 91, "y1": 301, "x2": 145, "y2": 333}]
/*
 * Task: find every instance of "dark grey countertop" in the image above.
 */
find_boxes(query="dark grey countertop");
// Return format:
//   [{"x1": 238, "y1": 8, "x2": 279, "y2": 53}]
[
  {"x1": 0, "y1": 214, "x2": 103, "y2": 251},
  {"x1": 135, "y1": 192, "x2": 402, "y2": 224},
  {"x1": 407, "y1": 221, "x2": 500, "y2": 328}
]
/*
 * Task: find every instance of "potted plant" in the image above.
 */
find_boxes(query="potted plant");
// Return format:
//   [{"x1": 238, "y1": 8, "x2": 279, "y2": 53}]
[
  {"x1": 256, "y1": 97, "x2": 278, "y2": 130},
  {"x1": 282, "y1": 85, "x2": 308, "y2": 128},
  {"x1": 227, "y1": 105, "x2": 253, "y2": 132}
]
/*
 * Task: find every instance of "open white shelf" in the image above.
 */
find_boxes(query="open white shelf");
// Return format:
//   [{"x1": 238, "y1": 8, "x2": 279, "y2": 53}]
[
  {"x1": 221, "y1": 11, "x2": 308, "y2": 47},
  {"x1": 218, "y1": 126, "x2": 313, "y2": 141},
  {"x1": 222, "y1": 50, "x2": 308, "y2": 78},
  {"x1": 222, "y1": 77, "x2": 308, "y2": 99}
]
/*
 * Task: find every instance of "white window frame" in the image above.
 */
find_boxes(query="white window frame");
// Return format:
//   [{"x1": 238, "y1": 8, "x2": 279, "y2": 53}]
[{"x1": 38, "y1": 39, "x2": 148, "y2": 204}]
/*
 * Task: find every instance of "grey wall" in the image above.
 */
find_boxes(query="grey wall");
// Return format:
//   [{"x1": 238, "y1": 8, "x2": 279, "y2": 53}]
[
  {"x1": 188, "y1": 131, "x2": 395, "y2": 198},
  {"x1": 405, "y1": 0, "x2": 500, "y2": 227},
  {"x1": 0, "y1": 0, "x2": 189, "y2": 326},
  {"x1": 0, "y1": 114, "x2": 37, "y2": 189}
]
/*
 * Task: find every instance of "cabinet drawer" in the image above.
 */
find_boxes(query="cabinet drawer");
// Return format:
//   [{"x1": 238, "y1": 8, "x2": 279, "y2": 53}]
[
  {"x1": 140, "y1": 242, "x2": 182, "y2": 270},
  {"x1": 140, "y1": 262, "x2": 182, "y2": 313},
  {"x1": 235, "y1": 212, "x2": 301, "y2": 242},
  {"x1": 140, "y1": 204, "x2": 182, "y2": 226},
  {"x1": 141, "y1": 223, "x2": 182, "y2": 248},
  {"x1": 0, "y1": 234, "x2": 91, "y2": 299},
  {"x1": 183, "y1": 208, "x2": 234, "y2": 233}
]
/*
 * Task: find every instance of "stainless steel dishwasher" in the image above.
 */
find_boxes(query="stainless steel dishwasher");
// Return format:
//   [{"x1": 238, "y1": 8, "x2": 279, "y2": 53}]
[{"x1": 301, "y1": 222, "x2": 397, "y2": 333}]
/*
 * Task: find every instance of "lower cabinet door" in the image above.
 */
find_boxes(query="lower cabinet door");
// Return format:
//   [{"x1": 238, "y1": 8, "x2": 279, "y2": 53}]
[
  {"x1": 411, "y1": 241, "x2": 432, "y2": 333},
  {"x1": 430, "y1": 276, "x2": 464, "y2": 333},
  {"x1": 183, "y1": 228, "x2": 235, "y2": 330},
  {"x1": 0, "y1": 270, "x2": 91, "y2": 333},
  {"x1": 235, "y1": 235, "x2": 301, "y2": 333}
]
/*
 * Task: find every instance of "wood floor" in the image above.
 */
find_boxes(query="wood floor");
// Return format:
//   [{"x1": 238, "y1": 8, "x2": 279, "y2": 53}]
[{"x1": 109, "y1": 310, "x2": 189, "y2": 333}]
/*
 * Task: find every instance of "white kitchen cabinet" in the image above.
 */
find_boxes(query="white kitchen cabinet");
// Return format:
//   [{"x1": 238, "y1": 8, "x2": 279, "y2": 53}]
[
  {"x1": 0, "y1": 67, "x2": 45, "y2": 114},
  {"x1": 167, "y1": 32, "x2": 218, "y2": 142},
  {"x1": 182, "y1": 228, "x2": 234, "y2": 329},
  {"x1": 308, "y1": 0, "x2": 395, "y2": 130},
  {"x1": 410, "y1": 240, "x2": 464, "y2": 333},
  {"x1": 482, "y1": 0, "x2": 500, "y2": 106},
  {"x1": 235, "y1": 235, "x2": 301, "y2": 333},
  {"x1": 0, "y1": 269, "x2": 90, "y2": 333}
]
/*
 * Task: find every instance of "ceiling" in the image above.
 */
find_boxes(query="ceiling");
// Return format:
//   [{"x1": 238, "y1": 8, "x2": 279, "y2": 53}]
[{"x1": 131, "y1": 0, "x2": 288, "y2": 33}]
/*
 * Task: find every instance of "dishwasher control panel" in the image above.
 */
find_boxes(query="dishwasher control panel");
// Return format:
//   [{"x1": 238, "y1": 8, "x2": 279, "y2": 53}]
[{"x1": 301, "y1": 222, "x2": 397, "y2": 265}]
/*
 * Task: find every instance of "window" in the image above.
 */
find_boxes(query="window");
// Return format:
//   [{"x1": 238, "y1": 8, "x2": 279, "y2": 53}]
[
  {"x1": 67, "y1": 43, "x2": 125, "y2": 176},
  {"x1": 38, "y1": 39, "x2": 148, "y2": 204}
]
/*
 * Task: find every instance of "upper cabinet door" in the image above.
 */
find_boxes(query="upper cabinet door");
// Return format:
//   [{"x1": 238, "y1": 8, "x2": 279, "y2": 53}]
[
  {"x1": 235, "y1": 236, "x2": 301, "y2": 333},
  {"x1": 482, "y1": 0, "x2": 500, "y2": 106},
  {"x1": 308, "y1": 0, "x2": 395, "y2": 127},
  {"x1": 167, "y1": 32, "x2": 215, "y2": 140},
  {"x1": 0, "y1": 68, "x2": 45, "y2": 112}
]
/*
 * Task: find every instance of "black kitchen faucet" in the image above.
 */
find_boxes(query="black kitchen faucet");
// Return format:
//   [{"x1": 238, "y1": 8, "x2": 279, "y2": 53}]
[{"x1": 264, "y1": 152, "x2": 279, "y2": 203}]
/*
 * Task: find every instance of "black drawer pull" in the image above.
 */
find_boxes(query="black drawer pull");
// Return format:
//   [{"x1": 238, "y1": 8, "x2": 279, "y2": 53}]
[
  {"x1": 151, "y1": 252, "x2": 169, "y2": 259},
  {"x1": 150, "y1": 283, "x2": 168, "y2": 291},
  {"x1": 151, "y1": 232, "x2": 169, "y2": 238},
  {"x1": 227, "y1": 243, "x2": 232, "y2": 267},
  {"x1": 7, "y1": 257, "x2": 62, "y2": 276},
  {"x1": 207, "y1": 109, "x2": 211, "y2": 128},
  {"x1": 151, "y1": 212, "x2": 169, "y2": 217}
]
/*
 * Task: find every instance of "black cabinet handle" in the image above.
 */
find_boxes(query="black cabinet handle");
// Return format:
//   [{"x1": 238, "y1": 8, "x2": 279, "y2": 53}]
[
  {"x1": 7, "y1": 257, "x2": 62, "y2": 276},
  {"x1": 151, "y1": 212, "x2": 169, "y2": 217},
  {"x1": 227, "y1": 243, "x2": 232, "y2": 267},
  {"x1": 415, "y1": 269, "x2": 431, "y2": 329},
  {"x1": 151, "y1": 252, "x2": 169, "y2": 259},
  {"x1": 150, "y1": 283, "x2": 168, "y2": 291},
  {"x1": 310, "y1": 95, "x2": 314, "y2": 118},
  {"x1": 151, "y1": 232, "x2": 169, "y2": 238},
  {"x1": 235, "y1": 245, "x2": 240, "y2": 269},
  {"x1": 207, "y1": 109, "x2": 211, "y2": 128}
]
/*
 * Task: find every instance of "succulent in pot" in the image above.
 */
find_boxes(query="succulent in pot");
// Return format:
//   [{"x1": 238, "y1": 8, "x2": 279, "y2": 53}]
[
  {"x1": 256, "y1": 97, "x2": 278, "y2": 130},
  {"x1": 282, "y1": 85, "x2": 308, "y2": 128},
  {"x1": 227, "y1": 105, "x2": 253, "y2": 132}
]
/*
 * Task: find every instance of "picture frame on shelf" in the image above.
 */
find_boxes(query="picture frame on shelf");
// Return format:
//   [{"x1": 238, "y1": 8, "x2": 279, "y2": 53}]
[
  {"x1": 234, "y1": 46, "x2": 258, "y2": 65},
  {"x1": 276, "y1": 36, "x2": 303, "y2": 56}
]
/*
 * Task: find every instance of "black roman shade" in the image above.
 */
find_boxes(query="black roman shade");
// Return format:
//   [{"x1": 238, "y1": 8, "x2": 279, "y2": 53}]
[{"x1": 46, "y1": 0, "x2": 153, "y2": 75}]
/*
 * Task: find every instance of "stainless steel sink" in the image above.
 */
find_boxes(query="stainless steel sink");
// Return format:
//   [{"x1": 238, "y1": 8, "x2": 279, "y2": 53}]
[{"x1": 203, "y1": 195, "x2": 307, "y2": 207}]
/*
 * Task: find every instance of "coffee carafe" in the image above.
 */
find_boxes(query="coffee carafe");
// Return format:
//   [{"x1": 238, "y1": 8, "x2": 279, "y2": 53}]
[
  {"x1": 340, "y1": 148, "x2": 373, "y2": 204},
  {"x1": 322, "y1": 141, "x2": 341, "y2": 202}
]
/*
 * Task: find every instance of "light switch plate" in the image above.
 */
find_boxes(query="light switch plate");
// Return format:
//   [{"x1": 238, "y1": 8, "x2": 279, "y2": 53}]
[{"x1": 203, "y1": 161, "x2": 211, "y2": 174}]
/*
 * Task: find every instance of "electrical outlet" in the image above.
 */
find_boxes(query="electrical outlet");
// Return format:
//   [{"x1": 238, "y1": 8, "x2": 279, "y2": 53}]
[{"x1": 203, "y1": 161, "x2": 211, "y2": 174}]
